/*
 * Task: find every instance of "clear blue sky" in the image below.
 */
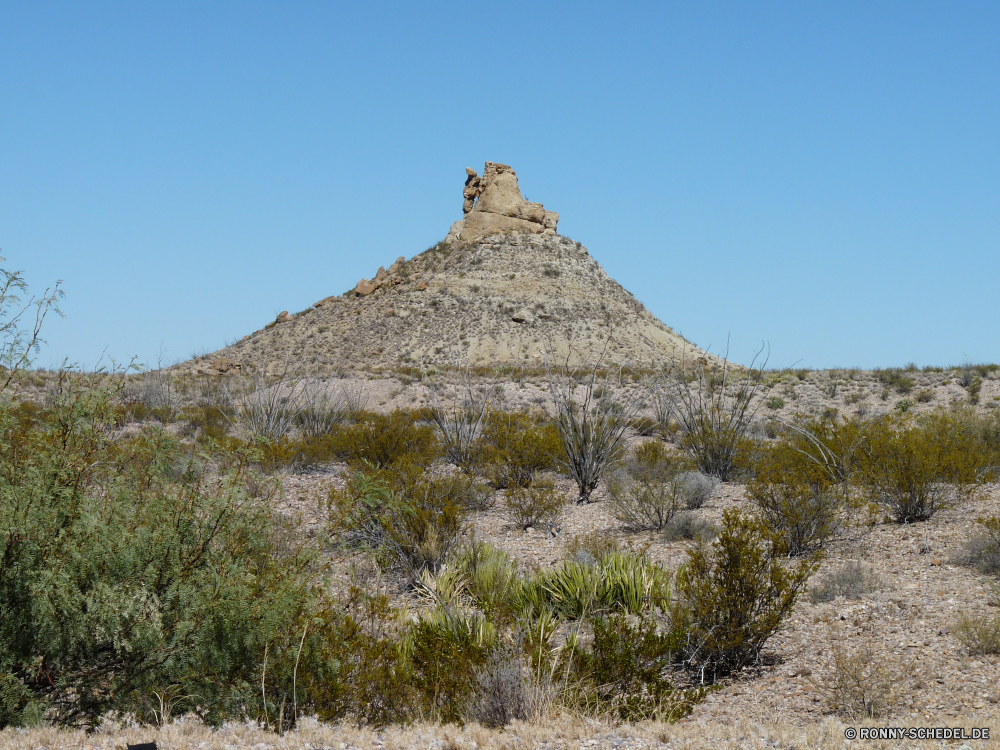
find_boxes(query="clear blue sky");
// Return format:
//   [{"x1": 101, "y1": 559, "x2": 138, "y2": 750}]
[{"x1": 3, "y1": 2, "x2": 998, "y2": 370}]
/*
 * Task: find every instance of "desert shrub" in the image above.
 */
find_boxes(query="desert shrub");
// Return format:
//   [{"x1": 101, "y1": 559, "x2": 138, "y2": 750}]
[
  {"x1": 547, "y1": 359, "x2": 646, "y2": 502},
  {"x1": 670, "y1": 509, "x2": 817, "y2": 680},
  {"x1": 0, "y1": 374, "x2": 334, "y2": 729},
  {"x1": 825, "y1": 636, "x2": 902, "y2": 719},
  {"x1": 954, "y1": 611, "x2": 1000, "y2": 655},
  {"x1": 224, "y1": 367, "x2": 306, "y2": 441},
  {"x1": 405, "y1": 607, "x2": 494, "y2": 723},
  {"x1": 677, "y1": 470, "x2": 718, "y2": 509},
  {"x1": 328, "y1": 410, "x2": 439, "y2": 470},
  {"x1": 765, "y1": 396, "x2": 785, "y2": 410},
  {"x1": 387, "y1": 480, "x2": 467, "y2": 574},
  {"x1": 479, "y1": 410, "x2": 561, "y2": 489},
  {"x1": 306, "y1": 589, "x2": 413, "y2": 728},
  {"x1": 466, "y1": 644, "x2": 539, "y2": 727},
  {"x1": 748, "y1": 479, "x2": 842, "y2": 556},
  {"x1": 661, "y1": 512, "x2": 716, "y2": 542},
  {"x1": 123, "y1": 369, "x2": 175, "y2": 421},
  {"x1": 655, "y1": 347, "x2": 770, "y2": 481},
  {"x1": 607, "y1": 442, "x2": 687, "y2": 531},
  {"x1": 330, "y1": 470, "x2": 468, "y2": 576},
  {"x1": 630, "y1": 415, "x2": 660, "y2": 436},
  {"x1": 859, "y1": 416, "x2": 982, "y2": 523},
  {"x1": 177, "y1": 403, "x2": 231, "y2": 441},
  {"x1": 563, "y1": 531, "x2": 622, "y2": 562},
  {"x1": 296, "y1": 382, "x2": 350, "y2": 437},
  {"x1": 505, "y1": 477, "x2": 565, "y2": 530},
  {"x1": 875, "y1": 368, "x2": 915, "y2": 394},
  {"x1": 572, "y1": 614, "x2": 704, "y2": 722},
  {"x1": 959, "y1": 515, "x2": 1000, "y2": 575},
  {"x1": 809, "y1": 561, "x2": 883, "y2": 603},
  {"x1": 768, "y1": 414, "x2": 880, "y2": 485}
]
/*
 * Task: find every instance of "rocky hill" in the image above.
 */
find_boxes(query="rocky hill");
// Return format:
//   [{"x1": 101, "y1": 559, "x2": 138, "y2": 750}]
[{"x1": 182, "y1": 163, "x2": 702, "y2": 375}]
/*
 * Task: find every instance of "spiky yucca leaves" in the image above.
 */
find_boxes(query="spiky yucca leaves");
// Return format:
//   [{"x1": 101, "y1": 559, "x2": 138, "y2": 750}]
[
  {"x1": 539, "y1": 550, "x2": 671, "y2": 619},
  {"x1": 450, "y1": 541, "x2": 524, "y2": 623}
]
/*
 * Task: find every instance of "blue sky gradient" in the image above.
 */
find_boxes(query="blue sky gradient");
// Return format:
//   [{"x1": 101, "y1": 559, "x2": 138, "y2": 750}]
[{"x1": 3, "y1": 2, "x2": 998, "y2": 370}]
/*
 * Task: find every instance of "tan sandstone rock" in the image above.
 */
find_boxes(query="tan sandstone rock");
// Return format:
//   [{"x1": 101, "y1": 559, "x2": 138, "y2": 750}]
[
  {"x1": 454, "y1": 162, "x2": 558, "y2": 241},
  {"x1": 355, "y1": 279, "x2": 377, "y2": 296}
]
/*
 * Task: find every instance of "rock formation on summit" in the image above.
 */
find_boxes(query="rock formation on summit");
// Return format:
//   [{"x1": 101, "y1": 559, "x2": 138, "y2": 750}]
[
  {"x1": 449, "y1": 162, "x2": 558, "y2": 242},
  {"x1": 180, "y1": 161, "x2": 706, "y2": 375}
]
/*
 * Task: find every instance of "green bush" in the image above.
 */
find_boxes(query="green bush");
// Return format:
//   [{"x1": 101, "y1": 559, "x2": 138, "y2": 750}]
[
  {"x1": 763, "y1": 414, "x2": 877, "y2": 486},
  {"x1": 748, "y1": 479, "x2": 842, "y2": 556},
  {"x1": 875, "y1": 368, "x2": 915, "y2": 394},
  {"x1": 405, "y1": 607, "x2": 494, "y2": 723},
  {"x1": 329, "y1": 470, "x2": 468, "y2": 576},
  {"x1": 572, "y1": 614, "x2": 704, "y2": 722},
  {"x1": 505, "y1": 477, "x2": 565, "y2": 530},
  {"x1": 479, "y1": 410, "x2": 561, "y2": 489},
  {"x1": 0, "y1": 375, "x2": 333, "y2": 729},
  {"x1": 178, "y1": 403, "x2": 232, "y2": 441},
  {"x1": 329, "y1": 410, "x2": 440, "y2": 470},
  {"x1": 859, "y1": 415, "x2": 982, "y2": 522},
  {"x1": 670, "y1": 510, "x2": 816, "y2": 679},
  {"x1": 607, "y1": 441, "x2": 686, "y2": 531}
]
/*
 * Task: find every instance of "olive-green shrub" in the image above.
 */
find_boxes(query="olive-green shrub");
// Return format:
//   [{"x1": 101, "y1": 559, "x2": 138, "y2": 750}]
[
  {"x1": 607, "y1": 441, "x2": 687, "y2": 531},
  {"x1": 0, "y1": 375, "x2": 334, "y2": 729},
  {"x1": 859, "y1": 415, "x2": 983, "y2": 522},
  {"x1": 479, "y1": 410, "x2": 561, "y2": 489},
  {"x1": 670, "y1": 509, "x2": 816, "y2": 679}
]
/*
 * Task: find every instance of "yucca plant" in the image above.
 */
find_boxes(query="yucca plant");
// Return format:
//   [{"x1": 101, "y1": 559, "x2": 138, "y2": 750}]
[{"x1": 598, "y1": 551, "x2": 671, "y2": 614}]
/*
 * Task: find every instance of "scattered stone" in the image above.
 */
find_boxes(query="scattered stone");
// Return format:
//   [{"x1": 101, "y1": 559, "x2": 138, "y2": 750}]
[
  {"x1": 355, "y1": 279, "x2": 377, "y2": 296},
  {"x1": 211, "y1": 357, "x2": 241, "y2": 375},
  {"x1": 274, "y1": 311, "x2": 291, "y2": 324},
  {"x1": 414, "y1": 280, "x2": 427, "y2": 291}
]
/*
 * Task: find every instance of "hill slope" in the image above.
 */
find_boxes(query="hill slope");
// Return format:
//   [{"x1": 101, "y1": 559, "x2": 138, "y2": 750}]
[{"x1": 181, "y1": 232, "x2": 702, "y2": 375}]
